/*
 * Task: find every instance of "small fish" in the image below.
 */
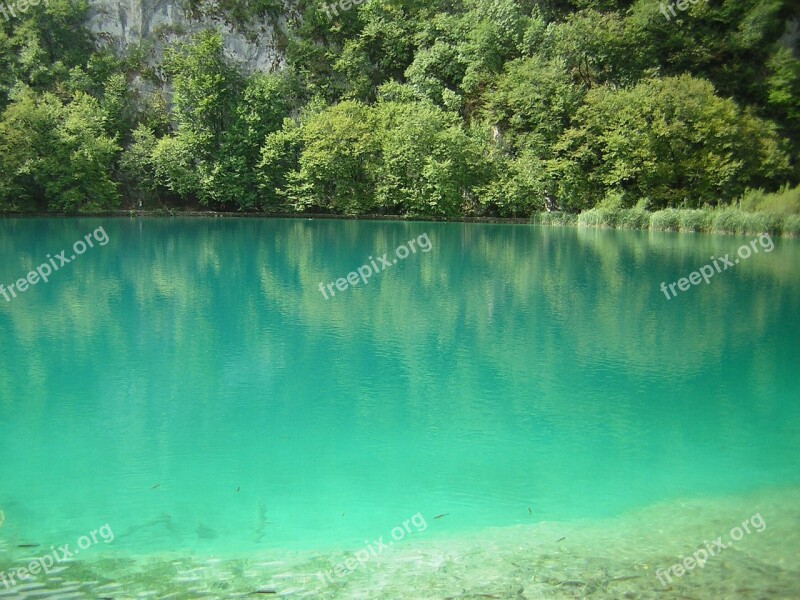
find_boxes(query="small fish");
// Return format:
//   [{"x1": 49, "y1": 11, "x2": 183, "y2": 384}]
[
  {"x1": 17, "y1": 544, "x2": 39, "y2": 548},
  {"x1": 434, "y1": 513, "x2": 449, "y2": 519},
  {"x1": 527, "y1": 507, "x2": 532, "y2": 515},
  {"x1": 555, "y1": 536, "x2": 565, "y2": 542},
  {"x1": 151, "y1": 484, "x2": 160, "y2": 490},
  {"x1": 236, "y1": 487, "x2": 240, "y2": 492},
  {"x1": 249, "y1": 590, "x2": 277, "y2": 595}
]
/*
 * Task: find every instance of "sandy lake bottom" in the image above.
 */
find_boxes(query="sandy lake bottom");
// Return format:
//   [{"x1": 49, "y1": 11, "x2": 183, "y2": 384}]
[{"x1": 1, "y1": 486, "x2": 797, "y2": 599}]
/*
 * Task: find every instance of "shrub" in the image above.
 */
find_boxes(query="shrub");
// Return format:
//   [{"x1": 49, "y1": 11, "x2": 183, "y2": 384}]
[
  {"x1": 649, "y1": 208, "x2": 682, "y2": 231},
  {"x1": 538, "y1": 206, "x2": 797, "y2": 236},
  {"x1": 739, "y1": 184, "x2": 800, "y2": 216},
  {"x1": 712, "y1": 208, "x2": 781, "y2": 235},
  {"x1": 578, "y1": 207, "x2": 615, "y2": 227},
  {"x1": 533, "y1": 211, "x2": 577, "y2": 226},
  {"x1": 678, "y1": 209, "x2": 713, "y2": 232},
  {"x1": 576, "y1": 192, "x2": 638, "y2": 228},
  {"x1": 618, "y1": 208, "x2": 650, "y2": 229},
  {"x1": 780, "y1": 215, "x2": 800, "y2": 236},
  {"x1": 739, "y1": 187, "x2": 767, "y2": 212}
]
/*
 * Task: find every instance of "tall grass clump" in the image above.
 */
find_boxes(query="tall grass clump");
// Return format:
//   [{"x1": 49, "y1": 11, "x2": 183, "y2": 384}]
[
  {"x1": 711, "y1": 207, "x2": 782, "y2": 235},
  {"x1": 577, "y1": 207, "x2": 617, "y2": 227},
  {"x1": 618, "y1": 207, "x2": 650, "y2": 229},
  {"x1": 575, "y1": 193, "x2": 650, "y2": 228},
  {"x1": 533, "y1": 211, "x2": 577, "y2": 226},
  {"x1": 537, "y1": 190, "x2": 800, "y2": 236},
  {"x1": 649, "y1": 208, "x2": 682, "y2": 231},
  {"x1": 779, "y1": 215, "x2": 800, "y2": 236},
  {"x1": 677, "y1": 209, "x2": 713, "y2": 232},
  {"x1": 739, "y1": 184, "x2": 800, "y2": 216}
]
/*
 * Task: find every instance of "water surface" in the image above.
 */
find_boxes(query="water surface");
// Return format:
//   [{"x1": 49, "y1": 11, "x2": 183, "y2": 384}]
[{"x1": 0, "y1": 219, "x2": 798, "y2": 566}]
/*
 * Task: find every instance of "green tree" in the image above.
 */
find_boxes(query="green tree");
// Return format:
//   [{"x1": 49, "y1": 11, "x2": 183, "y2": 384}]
[
  {"x1": 283, "y1": 100, "x2": 379, "y2": 214},
  {"x1": 485, "y1": 55, "x2": 583, "y2": 154},
  {"x1": 458, "y1": 0, "x2": 528, "y2": 107},
  {"x1": 0, "y1": 88, "x2": 120, "y2": 212},
  {"x1": 119, "y1": 124, "x2": 159, "y2": 208},
  {"x1": 158, "y1": 30, "x2": 243, "y2": 206},
  {"x1": 163, "y1": 30, "x2": 241, "y2": 154},
  {"x1": 544, "y1": 9, "x2": 649, "y2": 88},
  {"x1": 554, "y1": 75, "x2": 791, "y2": 210},
  {"x1": 373, "y1": 99, "x2": 487, "y2": 216},
  {"x1": 151, "y1": 134, "x2": 201, "y2": 200},
  {"x1": 210, "y1": 72, "x2": 297, "y2": 209},
  {"x1": 766, "y1": 46, "x2": 800, "y2": 161}
]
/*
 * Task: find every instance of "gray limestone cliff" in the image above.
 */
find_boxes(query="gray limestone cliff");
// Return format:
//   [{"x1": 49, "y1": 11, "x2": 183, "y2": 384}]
[{"x1": 84, "y1": 0, "x2": 295, "y2": 74}]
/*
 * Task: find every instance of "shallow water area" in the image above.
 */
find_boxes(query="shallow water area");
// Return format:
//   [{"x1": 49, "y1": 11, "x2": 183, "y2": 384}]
[
  {"x1": 0, "y1": 218, "x2": 798, "y2": 598},
  {"x1": 0, "y1": 487, "x2": 798, "y2": 599}
]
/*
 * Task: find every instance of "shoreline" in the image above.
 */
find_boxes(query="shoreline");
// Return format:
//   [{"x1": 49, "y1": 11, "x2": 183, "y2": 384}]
[
  {"x1": 2, "y1": 210, "x2": 533, "y2": 225},
  {"x1": 2, "y1": 208, "x2": 797, "y2": 237}
]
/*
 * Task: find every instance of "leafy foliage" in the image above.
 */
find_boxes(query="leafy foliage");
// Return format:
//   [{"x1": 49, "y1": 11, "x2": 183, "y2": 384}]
[
  {"x1": 0, "y1": 88, "x2": 119, "y2": 211},
  {"x1": 0, "y1": 0, "x2": 797, "y2": 216},
  {"x1": 553, "y1": 75, "x2": 791, "y2": 210}
]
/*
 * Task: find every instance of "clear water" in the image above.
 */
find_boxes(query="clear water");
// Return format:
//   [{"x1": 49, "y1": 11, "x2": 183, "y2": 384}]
[{"x1": 0, "y1": 218, "x2": 798, "y2": 595}]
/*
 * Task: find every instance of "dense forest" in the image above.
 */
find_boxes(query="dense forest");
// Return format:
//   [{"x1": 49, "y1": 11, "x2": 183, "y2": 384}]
[{"x1": 0, "y1": 0, "x2": 798, "y2": 223}]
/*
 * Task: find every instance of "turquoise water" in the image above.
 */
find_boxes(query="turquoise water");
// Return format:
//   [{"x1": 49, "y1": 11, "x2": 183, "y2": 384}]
[{"x1": 0, "y1": 218, "x2": 798, "y2": 571}]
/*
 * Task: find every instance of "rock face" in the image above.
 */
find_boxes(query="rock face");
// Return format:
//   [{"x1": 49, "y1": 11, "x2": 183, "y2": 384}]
[{"x1": 84, "y1": 0, "x2": 291, "y2": 73}]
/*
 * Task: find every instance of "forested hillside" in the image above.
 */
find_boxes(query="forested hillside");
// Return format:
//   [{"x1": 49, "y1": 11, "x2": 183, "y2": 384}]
[{"x1": 0, "y1": 0, "x2": 798, "y2": 219}]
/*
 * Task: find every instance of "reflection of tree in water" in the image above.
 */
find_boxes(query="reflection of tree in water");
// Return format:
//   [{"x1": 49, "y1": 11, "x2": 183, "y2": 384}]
[{"x1": 1, "y1": 217, "x2": 798, "y2": 468}]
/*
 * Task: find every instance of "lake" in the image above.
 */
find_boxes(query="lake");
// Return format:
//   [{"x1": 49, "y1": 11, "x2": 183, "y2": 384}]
[{"x1": 0, "y1": 218, "x2": 798, "y2": 598}]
